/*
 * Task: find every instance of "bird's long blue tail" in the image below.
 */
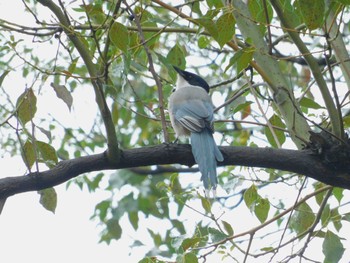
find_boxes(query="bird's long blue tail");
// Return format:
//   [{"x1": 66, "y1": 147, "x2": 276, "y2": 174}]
[{"x1": 190, "y1": 129, "x2": 224, "y2": 190}]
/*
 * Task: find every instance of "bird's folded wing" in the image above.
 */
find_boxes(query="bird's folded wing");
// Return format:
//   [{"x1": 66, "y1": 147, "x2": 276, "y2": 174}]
[{"x1": 174, "y1": 100, "x2": 213, "y2": 133}]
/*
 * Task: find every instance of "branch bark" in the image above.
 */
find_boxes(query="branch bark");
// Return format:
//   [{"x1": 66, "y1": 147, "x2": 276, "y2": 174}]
[{"x1": 0, "y1": 144, "x2": 349, "y2": 199}]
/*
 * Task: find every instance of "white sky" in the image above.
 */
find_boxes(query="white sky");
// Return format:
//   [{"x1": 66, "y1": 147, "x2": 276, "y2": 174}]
[{"x1": 0, "y1": 182, "x2": 121, "y2": 262}]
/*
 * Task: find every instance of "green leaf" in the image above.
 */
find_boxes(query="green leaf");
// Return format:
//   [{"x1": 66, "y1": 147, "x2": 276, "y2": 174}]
[
  {"x1": 280, "y1": 0, "x2": 302, "y2": 27},
  {"x1": 111, "y1": 101, "x2": 119, "y2": 125},
  {"x1": 37, "y1": 126, "x2": 52, "y2": 141},
  {"x1": 106, "y1": 218, "x2": 122, "y2": 240},
  {"x1": 260, "y1": 247, "x2": 274, "y2": 252},
  {"x1": 244, "y1": 184, "x2": 258, "y2": 211},
  {"x1": 215, "y1": 12, "x2": 235, "y2": 48},
  {"x1": 197, "y1": 36, "x2": 211, "y2": 49},
  {"x1": 65, "y1": 57, "x2": 79, "y2": 81},
  {"x1": 233, "y1": 101, "x2": 253, "y2": 114},
  {"x1": 254, "y1": 197, "x2": 270, "y2": 223},
  {"x1": 109, "y1": 22, "x2": 129, "y2": 53},
  {"x1": 67, "y1": 57, "x2": 78, "y2": 73},
  {"x1": 94, "y1": 200, "x2": 111, "y2": 221},
  {"x1": 38, "y1": 188, "x2": 57, "y2": 213},
  {"x1": 181, "y1": 237, "x2": 201, "y2": 251},
  {"x1": 16, "y1": 88, "x2": 37, "y2": 125},
  {"x1": 206, "y1": 0, "x2": 224, "y2": 8},
  {"x1": 314, "y1": 182, "x2": 326, "y2": 205},
  {"x1": 22, "y1": 140, "x2": 36, "y2": 169},
  {"x1": 128, "y1": 211, "x2": 139, "y2": 230},
  {"x1": 320, "y1": 204, "x2": 331, "y2": 227},
  {"x1": 123, "y1": 51, "x2": 131, "y2": 76},
  {"x1": 51, "y1": 83, "x2": 73, "y2": 111},
  {"x1": 342, "y1": 115, "x2": 350, "y2": 128},
  {"x1": 183, "y1": 252, "x2": 198, "y2": 263},
  {"x1": 248, "y1": 0, "x2": 273, "y2": 34},
  {"x1": 131, "y1": 240, "x2": 145, "y2": 248},
  {"x1": 225, "y1": 47, "x2": 254, "y2": 73},
  {"x1": 141, "y1": 21, "x2": 160, "y2": 48},
  {"x1": 86, "y1": 172, "x2": 104, "y2": 192},
  {"x1": 195, "y1": 18, "x2": 218, "y2": 39},
  {"x1": 148, "y1": 229, "x2": 162, "y2": 247},
  {"x1": 191, "y1": 1, "x2": 202, "y2": 15},
  {"x1": 295, "y1": 0, "x2": 325, "y2": 30},
  {"x1": 172, "y1": 219, "x2": 186, "y2": 235},
  {"x1": 222, "y1": 220, "x2": 234, "y2": 236},
  {"x1": 330, "y1": 208, "x2": 342, "y2": 231},
  {"x1": 264, "y1": 114, "x2": 286, "y2": 148},
  {"x1": 299, "y1": 97, "x2": 323, "y2": 109},
  {"x1": 166, "y1": 44, "x2": 186, "y2": 69},
  {"x1": 138, "y1": 257, "x2": 157, "y2": 263},
  {"x1": 342, "y1": 212, "x2": 350, "y2": 222},
  {"x1": 157, "y1": 53, "x2": 177, "y2": 81},
  {"x1": 0, "y1": 70, "x2": 10, "y2": 87},
  {"x1": 225, "y1": 50, "x2": 243, "y2": 72},
  {"x1": 200, "y1": 195, "x2": 212, "y2": 214},
  {"x1": 37, "y1": 141, "x2": 58, "y2": 168},
  {"x1": 208, "y1": 227, "x2": 228, "y2": 243},
  {"x1": 322, "y1": 230, "x2": 345, "y2": 263},
  {"x1": 83, "y1": 4, "x2": 106, "y2": 24},
  {"x1": 336, "y1": 0, "x2": 350, "y2": 4},
  {"x1": 176, "y1": 252, "x2": 197, "y2": 263},
  {"x1": 290, "y1": 202, "x2": 315, "y2": 236},
  {"x1": 333, "y1": 187, "x2": 344, "y2": 203}
]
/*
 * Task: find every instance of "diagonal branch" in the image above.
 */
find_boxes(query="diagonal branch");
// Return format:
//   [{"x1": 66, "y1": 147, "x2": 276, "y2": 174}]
[
  {"x1": 270, "y1": 0, "x2": 342, "y2": 139},
  {"x1": 36, "y1": 0, "x2": 120, "y2": 162}
]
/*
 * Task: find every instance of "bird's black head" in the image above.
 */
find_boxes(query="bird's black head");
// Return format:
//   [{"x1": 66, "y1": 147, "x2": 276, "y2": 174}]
[{"x1": 173, "y1": 66, "x2": 210, "y2": 93}]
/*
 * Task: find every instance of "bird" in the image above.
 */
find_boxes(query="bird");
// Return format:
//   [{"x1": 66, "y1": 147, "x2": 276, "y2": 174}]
[{"x1": 168, "y1": 66, "x2": 224, "y2": 195}]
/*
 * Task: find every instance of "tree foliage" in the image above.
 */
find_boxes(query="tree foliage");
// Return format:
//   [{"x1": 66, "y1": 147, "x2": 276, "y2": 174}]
[{"x1": 1, "y1": 0, "x2": 350, "y2": 262}]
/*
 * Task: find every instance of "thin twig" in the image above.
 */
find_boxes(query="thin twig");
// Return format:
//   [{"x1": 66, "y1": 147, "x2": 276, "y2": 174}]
[
  {"x1": 262, "y1": 0, "x2": 272, "y2": 54},
  {"x1": 324, "y1": 40, "x2": 344, "y2": 139},
  {"x1": 270, "y1": 178, "x2": 307, "y2": 262},
  {"x1": 216, "y1": 119, "x2": 290, "y2": 133},
  {"x1": 243, "y1": 233, "x2": 254, "y2": 263},
  {"x1": 297, "y1": 187, "x2": 333, "y2": 259},
  {"x1": 123, "y1": 0, "x2": 169, "y2": 142},
  {"x1": 245, "y1": 74, "x2": 282, "y2": 148},
  {"x1": 198, "y1": 185, "x2": 332, "y2": 250}
]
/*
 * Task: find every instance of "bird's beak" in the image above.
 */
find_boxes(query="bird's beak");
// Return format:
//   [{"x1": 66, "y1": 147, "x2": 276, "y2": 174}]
[{"x1": 173, "y1": 66, "x2": 185, "y2": 77}]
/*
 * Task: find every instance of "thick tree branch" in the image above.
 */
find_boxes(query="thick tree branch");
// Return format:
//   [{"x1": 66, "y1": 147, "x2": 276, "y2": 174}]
[
  {"x1": 231, "y1": 0, "x2": 311, "y2": 148},
  {"x1": 37, "y1": 0, "x2": 120, "y2": 162},
  {"x1": 0, "y1": 144, "x2": 349, "y2": 199},
  {"x1": 270, "y1": 0, "x2": 342, "y2": 138}
]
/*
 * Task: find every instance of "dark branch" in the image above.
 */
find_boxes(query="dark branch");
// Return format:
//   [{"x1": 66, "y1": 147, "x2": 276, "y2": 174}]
[
  {"x1": 130, "y1": 166, "x2": 199, "y2": 175},
  {"x1": 0, "y1": 144, "x2": 349, "y2": 199}
]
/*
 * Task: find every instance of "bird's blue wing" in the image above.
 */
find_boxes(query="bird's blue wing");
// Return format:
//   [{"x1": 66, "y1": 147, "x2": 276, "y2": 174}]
[{"x1": 174, "y1": 100, "x2": 213, "y2": 133}]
